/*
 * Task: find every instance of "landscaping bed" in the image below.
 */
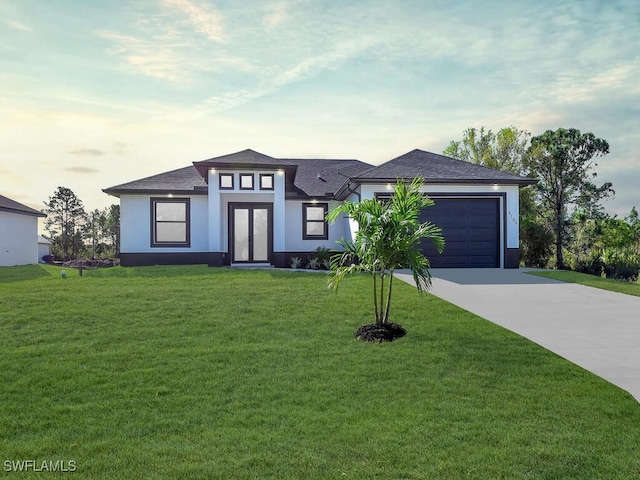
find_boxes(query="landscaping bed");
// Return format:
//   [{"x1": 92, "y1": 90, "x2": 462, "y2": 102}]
[{"x1": 61, "y1": 258, "x2": 120, "y2": 269}]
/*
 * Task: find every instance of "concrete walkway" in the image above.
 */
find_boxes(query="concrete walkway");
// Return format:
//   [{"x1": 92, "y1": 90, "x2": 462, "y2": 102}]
[{"x1": 394, "y1": 268, "x2": 640, "y2": 402}]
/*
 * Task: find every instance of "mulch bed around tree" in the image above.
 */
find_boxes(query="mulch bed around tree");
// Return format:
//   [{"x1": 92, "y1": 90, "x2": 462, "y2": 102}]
[
  {"x1": 61, "y1": 259, "x2": 120, "y2": 269},
  {"x1": 355, "y1": 322, "x2": 407, "y2": 343}
]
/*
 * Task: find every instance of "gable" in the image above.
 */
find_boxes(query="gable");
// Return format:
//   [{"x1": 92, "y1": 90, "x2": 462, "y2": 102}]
[
  {"x1": 103, "y1": 148, "x2": 535, "y2": 200},
  {"x1": 106, "y1": 149, "x2": 371, "y2": 199},
  {"x1": 103, "y1": 166, "x2": 207, "y2": 196},
  {"x1": 0, "y1": 194, "x2": 45, "y2": 218},
  {"x1": 353, "y1": 149, "x2": 536, "y2": 185}
]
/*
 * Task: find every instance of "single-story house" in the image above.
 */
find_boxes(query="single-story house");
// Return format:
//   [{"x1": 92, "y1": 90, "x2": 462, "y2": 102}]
[
  {"x1": 103, "y1": 148, "x2": 536, "y2": 269},
  {"x1": 0, "y1": 194, "x2": 46, "y2": 267},
  {"x1": 38, "y1": 235, "x2": 52, "y2": 262}
]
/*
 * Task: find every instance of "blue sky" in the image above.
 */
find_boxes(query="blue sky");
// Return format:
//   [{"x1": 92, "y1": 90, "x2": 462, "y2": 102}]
[{"x1": 1, "y1": 0, "x2": 638, "y2": 222}]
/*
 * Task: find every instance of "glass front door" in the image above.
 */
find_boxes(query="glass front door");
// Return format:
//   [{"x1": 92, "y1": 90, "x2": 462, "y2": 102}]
[{"x1": 230, "y1": 204, "x2": 272, "y2": 263}]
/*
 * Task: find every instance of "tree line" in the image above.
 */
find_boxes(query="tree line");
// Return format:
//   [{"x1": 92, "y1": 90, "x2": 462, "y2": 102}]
[
  {"x1": 444, "y1": 126, "x2": 639, "y2": 280},
  {"x1": 42, "y1": 187, "x2": 120, "y2": 261}
]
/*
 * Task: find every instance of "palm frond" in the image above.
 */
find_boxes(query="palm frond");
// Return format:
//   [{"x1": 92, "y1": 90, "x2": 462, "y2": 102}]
[{"x1": 326, "y1": 177, "x2": 445, "y2": 326}]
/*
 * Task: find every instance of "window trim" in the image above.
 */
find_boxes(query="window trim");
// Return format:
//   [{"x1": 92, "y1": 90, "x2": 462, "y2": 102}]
[
  {"x1": 239, "y1": 173, "x2": 254, "y2": 190},
  {"x1": 150, "y1": 197, "x2": 191, "y2": 248},
  {"x1": 219, "y1": 173, "x2": 234, "y2": 190},
  {"x1": 302, "y1": 202, "x2": 329, "y2": 240},
  {"x1": 259, "y1": 173, "x2": 274, "y2": 191},
  {"x1": 374, "y1": 192, "x2": 393, "y2": 202}
]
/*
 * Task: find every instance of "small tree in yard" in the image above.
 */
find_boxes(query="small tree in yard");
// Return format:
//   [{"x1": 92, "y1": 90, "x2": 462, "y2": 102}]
[
  {"x1": 43, "y1": 186, "x2": 87, "y2": 261},
  {"x1": 84, "y1": 205, "x2": 121, "y2": 258},
  {"x1": 327, "y1": 178, "x2": 444, "y2": 342}
]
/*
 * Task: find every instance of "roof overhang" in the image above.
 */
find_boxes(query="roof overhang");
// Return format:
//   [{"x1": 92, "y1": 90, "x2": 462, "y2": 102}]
[
  {"x1": 193, "y1": 161, "x2": 298, "y2": 183},
  {"x1": 0, "y1": 206, "x2": 46, "y2": 218},
  {"x1": 335, "y1": 176, "x2": 537, "y2": 200},
  {"x1": 102, "y1": 188, "x2": 208, "y2": 198}
]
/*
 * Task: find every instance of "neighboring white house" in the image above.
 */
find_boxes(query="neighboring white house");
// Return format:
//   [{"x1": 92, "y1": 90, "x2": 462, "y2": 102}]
[
  {"x1": 0, "y1": 194, "x2": 46, "y2": 267},
  {"x1": 38, "y1": 235, "x2": 52, "y2": 263},
  {"x1": 104, "y1": 149, "x2": 536, "y2": 269}
]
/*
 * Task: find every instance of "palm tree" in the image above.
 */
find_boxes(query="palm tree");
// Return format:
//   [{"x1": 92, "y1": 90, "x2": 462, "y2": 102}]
[{"x1": 327, "y1": 178, "x2": 445, "y2": 340}]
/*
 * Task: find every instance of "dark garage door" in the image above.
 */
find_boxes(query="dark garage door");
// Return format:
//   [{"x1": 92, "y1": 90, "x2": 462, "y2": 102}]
[{"x1": 419, "y1": 198, "x2": 500, "y2": 268}]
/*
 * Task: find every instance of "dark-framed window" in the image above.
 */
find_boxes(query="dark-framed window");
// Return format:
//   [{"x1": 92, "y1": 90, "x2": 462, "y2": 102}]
[
  {"x1": 219, "y1": 173, "x2": 234, "y2": 190},
  {"x1": 150, "y1": 197, "x2": 190, "y2": 247},
  {"x1": 302, "y1": 202, "x2": 328, "y2": 240},
  {"x1": 374, "y1": 192, "x2": 393, "y2": 202},
  {"x1": 239, "y1": 174, "x2": 254, "y2": 190},
  {"x1": 259, "y1": 173, "x2": 274, "y2": 190}
]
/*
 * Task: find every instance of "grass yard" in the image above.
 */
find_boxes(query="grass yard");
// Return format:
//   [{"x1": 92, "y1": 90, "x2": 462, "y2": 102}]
[
  {"x1": 527, "y1": 269, "x2": 640, "y2": 297},
  {"x1": 1, "y1": 264, "x2": 640, "y2": 479}
]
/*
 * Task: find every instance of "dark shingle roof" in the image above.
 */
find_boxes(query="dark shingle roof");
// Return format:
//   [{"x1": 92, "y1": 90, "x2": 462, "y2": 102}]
[
  {"x1": 279, "y1": 158, "x2": 369, "y2": 197},
  {"x1": 354, "y1": 149, "x2": 536, "y2": 185},
  {"x1": 103, "y1": 148, "x2": 535, "y2": 199},
  {"x1": 105, "y1": 149, "x2": 371, "y2": 199},
  {"x1": 194, "y1": 149, "x2": 285, "y2": 170},
  {"x1": 103, "y1": 166, "x2": 207, "y2": 196},
  {"x1": 193, "y1": 149, "x2": 370, "y2": 197},
  {"x1": 0, "y1": 194, "x2": 45, "y2": 217}
]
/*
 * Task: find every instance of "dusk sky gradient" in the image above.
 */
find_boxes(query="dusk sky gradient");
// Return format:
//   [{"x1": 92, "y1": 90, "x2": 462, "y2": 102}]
[{"x1": 1, "y1": 0, "x2": 638, "y2": 226}]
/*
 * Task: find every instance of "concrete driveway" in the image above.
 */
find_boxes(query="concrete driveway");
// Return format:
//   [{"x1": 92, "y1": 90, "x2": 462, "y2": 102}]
[{"x1": 394, "y1": 268, "x2": 640, "y2": 402}]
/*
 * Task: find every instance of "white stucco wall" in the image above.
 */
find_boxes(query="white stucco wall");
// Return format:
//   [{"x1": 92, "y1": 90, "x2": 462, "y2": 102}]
[
  {"x1": 0, "y1": 211, "x2": 39, "y2": 266},
  {"x1": 119, "y1": 194, "x2": 209, "y2": 253},
  {"x1": 284, "y1": 200, "x2": 350, "y2": 251},
  {"x1": 503, "y1": 185, "x2": 520, "y2": 248},
  {"x1": 205, "y1": 168, "x2": 349, "y2": 253},
  {"x1": 206, "y1": 169, "x2": 284, "y2": 252},
  {"x1": 38, "y1": 237, "x2": 51, "y2": 262},
  {"x1": 117, "y1": 177, "x2": 522, "y2": 263}
]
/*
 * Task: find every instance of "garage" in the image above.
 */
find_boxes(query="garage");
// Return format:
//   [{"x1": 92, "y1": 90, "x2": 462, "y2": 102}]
[{"x1": 419, "y1": 197, "x2": 500, "y2": 268}]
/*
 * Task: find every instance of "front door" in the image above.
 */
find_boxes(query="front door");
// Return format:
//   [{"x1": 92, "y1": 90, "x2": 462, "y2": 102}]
[{"x1": 229, "y1": 203, "x2": 273, "y2": 263}]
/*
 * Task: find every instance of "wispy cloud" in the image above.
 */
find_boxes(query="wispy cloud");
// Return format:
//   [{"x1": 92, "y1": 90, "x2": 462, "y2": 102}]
[
  {"x1": 65, "y1": 143, "x2": 131, "y2": 157},
  {"x1": 99, "y1": 0, "x2": 248, "y2": 84},
  {"x1": 65, "y1": 166, "x2": 100, "y2": 174},
  {"x1": 200, "y1": 36, "x2": 379, "y2": 114},
  {"x1": 163, "y1": 0, "x2": 225, "y2": 43},
  {"x1": 66, "y1": 148, "x2": 105, "y2": 156},
  {"x1": 99, "y1": 30, "x2": 190, "y2": 83},
  {"x1": 6, "y1": 20, "x2": 33, "y2": 32},
  {"x1": 261, "y1": 1, "x2": 290, "y2": 28},
  {"x1": 554, "y1": 60, "x2": 640, "y2": 104},
  {"x1": 112, "y1": 142, "x2": 130, "y2": 154}
]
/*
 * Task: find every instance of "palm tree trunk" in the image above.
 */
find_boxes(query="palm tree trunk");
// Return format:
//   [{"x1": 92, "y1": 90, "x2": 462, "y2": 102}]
[
  {"x1": 372, "y1": 273, "x2": 380, "y2": 324},
  {"x1": 378, "y1": 272, "x2": 385, "y2": 326},
  {"x1": 383, "y1": 272, "x2": 394, "y2": 324}
]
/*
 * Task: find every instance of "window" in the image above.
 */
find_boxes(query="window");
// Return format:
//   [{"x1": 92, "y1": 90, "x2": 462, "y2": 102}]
[
  {"x1": 374, "y1": 192, "x2": 393, "y2": 202},
  {"x1": 260, "y1": 173, "x2": 274, "y2": 190},
  {"x1": 151, "y1": 198, "x2": 190, "y2": 247},
  {"x1": 219, "y1": 173, "x2": 234, "y2": 190},
  {"x1": 303, "y1": 202, "x2": 328, "y2": 240},
  {"x1": 239, "y1": 174, "x2": 254, "y2": 190}
]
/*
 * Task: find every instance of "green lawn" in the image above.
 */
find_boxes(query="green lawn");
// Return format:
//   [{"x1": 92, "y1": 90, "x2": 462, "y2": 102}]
[
  {"x1": 1, "y1": 264, "x2": 639, "y2": 479},
  {"x1": 527, "y1": 269, "x2": 640, "y2": 297}
]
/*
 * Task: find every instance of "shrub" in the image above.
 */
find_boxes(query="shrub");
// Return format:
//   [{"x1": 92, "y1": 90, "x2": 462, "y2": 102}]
[
  {"x1": 290, "y1": 256, "x2": 302, "y2": 269},
  {"x1": 520, "y1": 220, "x2": 554, "y2": 268},
  {"x1": 306, "y1": 246, "x2": 332, "y2": 270}
]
